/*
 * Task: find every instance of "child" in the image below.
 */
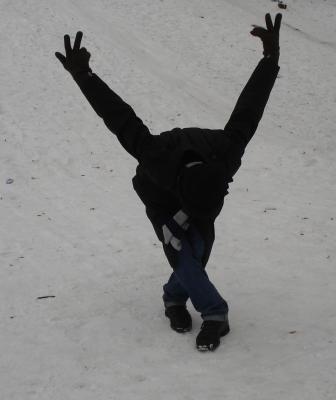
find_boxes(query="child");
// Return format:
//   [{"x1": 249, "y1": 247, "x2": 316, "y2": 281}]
[{"x1": 56, "y1": 13, "x2": 282, "y2": 351}]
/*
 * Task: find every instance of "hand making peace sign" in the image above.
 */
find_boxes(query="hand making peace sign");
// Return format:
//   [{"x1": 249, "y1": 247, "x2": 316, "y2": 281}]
[
  {"x1": 55, "y1": 31, "x2": 92, "y2": 78},
  {"x1": 250, "y1": 13, "x2": 282, "y2": 60}
]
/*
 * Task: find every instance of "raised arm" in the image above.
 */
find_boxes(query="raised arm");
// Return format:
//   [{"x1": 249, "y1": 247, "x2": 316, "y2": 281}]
[
  {"x1": 55, "y1": 32, "x2": 153, "y2": 160},
  {"x1": 223, "y1": 13, "x2": 282, "y2": 147}
]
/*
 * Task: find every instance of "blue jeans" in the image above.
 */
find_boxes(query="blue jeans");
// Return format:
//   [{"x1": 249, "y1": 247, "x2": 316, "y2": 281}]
[{"x1": 161, "y1": 222, "x2": 229, "y2": 321}]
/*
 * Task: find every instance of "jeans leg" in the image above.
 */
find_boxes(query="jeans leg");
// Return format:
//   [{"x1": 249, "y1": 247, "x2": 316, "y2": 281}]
[
  {"x1": 145, "y1": 205, "x2": 228, "y2": 319},
  {"x1": 162, "y1": 272, "x2": 189, "y2": 307},
  {"x1": 164, "y1": 223, "x2": 229, "y2": 320}
]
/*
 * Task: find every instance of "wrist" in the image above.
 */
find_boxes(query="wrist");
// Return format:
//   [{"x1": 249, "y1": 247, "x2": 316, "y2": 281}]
[
  {"x1": 71, "y1": 68, "x2": 93, "y2": 80},
  {"x1": 264, "y1": 48, "x2": 280, "y2": 65}
]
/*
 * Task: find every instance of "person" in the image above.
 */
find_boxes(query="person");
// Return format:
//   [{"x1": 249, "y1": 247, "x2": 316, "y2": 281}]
[{"x1": 55, "y1": 13, "x2": 282, "y2": 351}]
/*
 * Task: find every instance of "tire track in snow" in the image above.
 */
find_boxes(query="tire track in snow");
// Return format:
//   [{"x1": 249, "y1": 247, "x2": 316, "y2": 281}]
[
  {"x1": 283, "y1": 22, "x2": 336, "y2": 51},
  {"x1": 222, "y1": 0, "x2": 336, "y2": 51}
]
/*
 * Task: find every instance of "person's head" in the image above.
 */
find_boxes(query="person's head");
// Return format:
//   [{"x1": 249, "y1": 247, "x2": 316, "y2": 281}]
[{"x1": 176, "y1": 160, "x2": 228, "y2": 219}]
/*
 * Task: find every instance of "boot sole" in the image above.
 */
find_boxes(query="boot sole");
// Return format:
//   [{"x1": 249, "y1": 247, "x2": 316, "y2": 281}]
[{"x1": 172, "y1": 325, "x2": 192, "y2": 333}]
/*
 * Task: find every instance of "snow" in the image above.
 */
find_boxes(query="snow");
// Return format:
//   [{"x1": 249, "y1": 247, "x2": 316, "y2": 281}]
[{"x1": 1, "y1": 0, "x2": 335, "y2": 398}]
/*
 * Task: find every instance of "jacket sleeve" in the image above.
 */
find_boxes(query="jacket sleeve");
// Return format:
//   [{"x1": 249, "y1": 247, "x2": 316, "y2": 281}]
[
  {"x1": 72, "y1": 71, "x2": 153, "y2": 161},
  {"x1": 223, "y1": 57, "x2": 280, "y2": 147}
]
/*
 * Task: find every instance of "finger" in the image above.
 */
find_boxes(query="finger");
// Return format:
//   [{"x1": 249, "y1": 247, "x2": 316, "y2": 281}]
[
  {"x1": 265, "y1": 13, "x2": 274, "y2": 31},
  {"x1": 64, "y1": 34, "x2": 72, "y2": 57},
  {"x1": 55, "y1": 52, "x2": 66, "y2": 65},
  {"x1": 80, "y1": 47, "x2": 90, "y2": 57},
  {"x1": 73, "y1": 31, "x2": 83, "y2": 51},
  {"x1": 80, "y1": 47, "x2": 91, "y2": 60},
  {"x1": 250, "y1": 27, "x2": 268, "y2": 37},
  {"x1": 251, "y1": 24, "x2": 265, "y2": 32},
  {"x1": 274, "y1": 13, "x2": 282, "y2": 32}
]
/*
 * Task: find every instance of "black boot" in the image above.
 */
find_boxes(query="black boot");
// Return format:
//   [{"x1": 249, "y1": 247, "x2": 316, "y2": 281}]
[
  {"x1": 165, "y1": 305, "x2": 192, "y2": 333},
  {"x1": 196, "y1": 316, "x2": 230, "y2": 351}
]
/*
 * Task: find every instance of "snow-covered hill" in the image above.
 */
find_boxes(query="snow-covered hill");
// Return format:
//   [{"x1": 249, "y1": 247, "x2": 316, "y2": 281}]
[{"x1": 1, "y1": 0, "x2": 335, "y2": 399}]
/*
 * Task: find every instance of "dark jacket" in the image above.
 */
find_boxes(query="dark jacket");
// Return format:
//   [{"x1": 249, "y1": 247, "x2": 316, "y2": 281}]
[{"x1": 73, "y1": 57, "x2": 280, "y2": 221}]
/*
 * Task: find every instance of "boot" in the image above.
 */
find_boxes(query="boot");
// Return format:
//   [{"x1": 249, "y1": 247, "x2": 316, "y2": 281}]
[
  {"x1": 196, "y1": 316, "x2": 230, "y2": 351},
  {"x1": 165, "y1": 305, "x2": 192, "y2": 333}
]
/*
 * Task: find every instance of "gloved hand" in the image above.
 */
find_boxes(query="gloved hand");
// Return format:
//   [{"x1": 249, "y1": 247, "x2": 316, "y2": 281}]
[
  {"x1": 250, "y1": 13, "x2": 282, "y2": 63},
  {"x1": 55, "y1": 31, "x2": 92, "y2": 78},
  {"x1": 163, "y1": 219, "x2": 205, "y2": 267},
  {"x1": 162, "y1": 210, "x2": 190, "y2": 251}
]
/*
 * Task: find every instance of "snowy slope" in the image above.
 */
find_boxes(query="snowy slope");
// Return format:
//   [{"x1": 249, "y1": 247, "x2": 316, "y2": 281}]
[{"x1": 0, "y1": 0, "x2": 335, "y2": 399}]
